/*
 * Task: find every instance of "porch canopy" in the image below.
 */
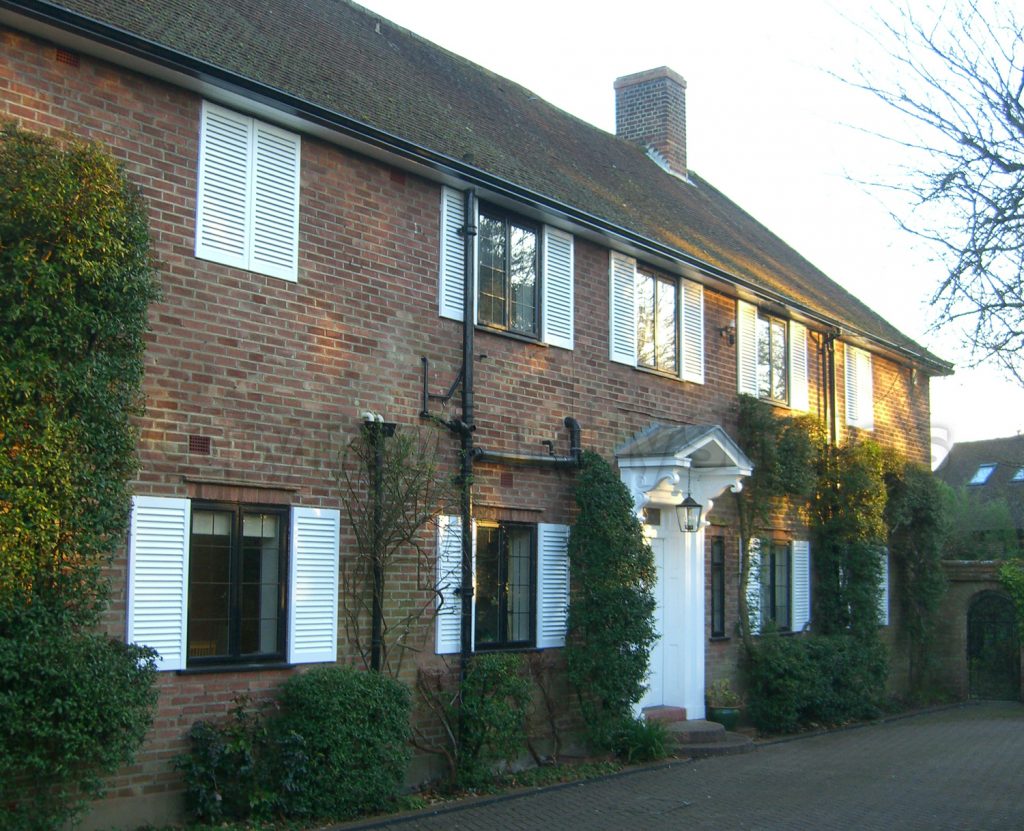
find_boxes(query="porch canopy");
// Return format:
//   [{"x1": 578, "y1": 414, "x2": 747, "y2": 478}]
[{"x1": 615, "y1": 423, "x2": 753, "y2": 521}]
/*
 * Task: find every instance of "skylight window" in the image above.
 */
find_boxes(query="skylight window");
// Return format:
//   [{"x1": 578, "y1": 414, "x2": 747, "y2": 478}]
[
  {"x1": 969, "y1": 464, "x2": 997, "y2": 485},
  {"x1": 1012, "y1": 468, "x2": 1024, "y2": 483}
]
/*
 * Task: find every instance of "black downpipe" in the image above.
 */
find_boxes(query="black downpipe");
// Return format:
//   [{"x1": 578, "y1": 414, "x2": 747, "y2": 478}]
[
  {"x1": 459, "y1": 190, "x2": 478, "y2": 679},
  {"x1": 825, "y1": 334, "x2": 838, "y2": 446}
]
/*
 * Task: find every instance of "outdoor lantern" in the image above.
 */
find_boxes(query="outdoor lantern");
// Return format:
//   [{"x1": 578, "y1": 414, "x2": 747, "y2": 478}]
[{"x1": 676, "y1": 494, "x2": 703, "y2": 533}]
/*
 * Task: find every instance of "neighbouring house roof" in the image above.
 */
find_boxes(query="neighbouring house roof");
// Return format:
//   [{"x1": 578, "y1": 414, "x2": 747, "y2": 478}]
[
  {"x1": 2, "y1": 0, "x2": 951, "y2": 373},
  {"x1": 935, "y1": 435, "x2": 1024, "y2": 529}
]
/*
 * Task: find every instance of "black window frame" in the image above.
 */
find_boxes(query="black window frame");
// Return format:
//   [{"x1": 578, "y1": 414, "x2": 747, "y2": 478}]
[
  {"x1": 712, "y1": 536, "x2": 729, "y2": 638},
  {"x1": 473, "y1": 520, "x2": 537, "y2": 650},
  {"x1": 635, "y1": 268, "x2": 680, "y2": 374},
  {"x1": 756, "y1": 312, "x2": 789, "y2": 405},
  {"x1": 710, "y1": 536, "x2": 726, "y2": 638},
  {"x1": 476, "y1": 204, "x2": 542, "y2": 340},
  {"x1": 761, "y1": 540, "x2": 792, "y2": 632},
  {"x1": 187, "y1": 501, "x2": 289, "y2": 668}
]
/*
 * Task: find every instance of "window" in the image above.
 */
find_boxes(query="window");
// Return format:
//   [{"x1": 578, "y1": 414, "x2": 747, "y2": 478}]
[
  {"x1": 478, "y1": 209, "x2": 540, "y2": 338},
  {"x1": 195, "y1": 101, "x2": 301, "y2": 282},
  {"x1": 736, "y1": 300, "x2": 809, "y2": 410},
  {"x1": 475, "y1": 522, "x2": 535, "y2": 648},
  {"x1": 761, "y1": 541, "x2": 792, "y2": 630},
  {"x1": 439, "y1": 189, "x2": 574, "y2": 349},
  {"x1": 747, "y1": 538, "x2": 811, "y2": 634},
  {"x1": 757, "y1": 314, "x2": 788, "y2": 403},
  {"x1": 1012, "y1": 468, "x2": 1024, "y2": 483},
  {"x1": 636, "y1": 270, "x2": 678, "y2": 373},
  {"x1": 127, "y1": 497, "x2": 340, "y2": 671},
  {"x1": 435, "y1": 517, "x2": 569, "y2": 653},
  {"x1": 970, "y1": 464, "x2": 997, "y2": 485},
  {"x1": 710, "y1": 537, "x2": 726, "y2": 638},
  {"x1": 187, "y1": 504, "x2": 286, "y2": 664},
  {"x1": 844, "y1": 344, "x2": 875, "y2": 430},
  {"x1": 609, "y1": 251, "x2": 704, "y2": 383}
]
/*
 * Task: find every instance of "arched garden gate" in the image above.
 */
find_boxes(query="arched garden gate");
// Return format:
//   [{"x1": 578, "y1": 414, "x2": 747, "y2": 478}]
[{"x1": 967, "y1": 591, "x2": 1020, "y2": 700}]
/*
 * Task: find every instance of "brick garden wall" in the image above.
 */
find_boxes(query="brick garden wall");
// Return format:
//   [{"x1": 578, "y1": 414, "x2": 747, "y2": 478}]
[{"x1": 1, "y1": 25, "x2": 936, "y2": 827}]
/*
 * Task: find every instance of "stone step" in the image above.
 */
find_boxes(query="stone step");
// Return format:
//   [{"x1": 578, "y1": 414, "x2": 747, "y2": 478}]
[
  {"x1": 674, "y1": 731, "x2": 756, "y2": 758},
  {"x1": 665, "y1": 719, "x2": 727, "y2": 744},
  {"x1": 642, "y1": 705, "x2": 687, "y2": 724}
]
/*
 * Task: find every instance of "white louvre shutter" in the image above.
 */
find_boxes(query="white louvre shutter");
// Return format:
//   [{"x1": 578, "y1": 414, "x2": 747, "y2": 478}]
[
  {"x1": 681, "y1": 279, "x2": 704, "y2": 383},
  {"x1": 746, "y1": 537, "x2": 763, "y2": 635},
  {"x1": 789, "y1": 321, "x2": 809, "y2": 412},
  {"x1": 609, "y1": 251, "x2": 637, "y2": 365},
  {"x1": 196, "y1": 102, "x2": 251, "y2": 270},
  {"x1": 250, "y1": 120, "x2": 300, "y2": 281},
  {"x1": 288, "y1": 507, "x2": 340, "y2": 664},
  {"x1": 435, "y1": 515, "x2": 463, "y2": 654},
  {"x1": 127, "y1": 496, "x2": 191, "y2": 672},
  {"x1": 878, "y1": 548, "x2": 890, "y2": 626},
  {"x1": 791, "y1": 540, "x2": 811, "y2": 632},
  {"x1": 737, "y1": 300, "x2": 759, "y2": 396},
  {"x1": 439, "y1": 188, "x2": 466, "y2": 321},
  {"x1": 845, "y1": 344, "x2": 875, "y2": 430},
  {"x1": 536, "y1": 524, "x2": 570, "y2": 648},
  {"x1": 542, "y1": 227, "x2": 574, "y2": 350}
]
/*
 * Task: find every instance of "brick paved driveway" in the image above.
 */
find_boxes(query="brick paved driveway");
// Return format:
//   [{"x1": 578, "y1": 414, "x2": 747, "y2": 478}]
[{"x1": 340, "y1": 702, "x2": 1024, "y2": 830}]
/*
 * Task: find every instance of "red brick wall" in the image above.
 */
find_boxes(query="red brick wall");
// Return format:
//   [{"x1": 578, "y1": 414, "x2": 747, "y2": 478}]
[{"x1": 2, "y1": 26, "x2": 936, "y2": 826}]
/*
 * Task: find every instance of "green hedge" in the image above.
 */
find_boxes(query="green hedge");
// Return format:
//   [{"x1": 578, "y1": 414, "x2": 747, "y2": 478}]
[
  {"x1": 746, "y1": 634, "x2": 888, "y2": 734},
  {"x1": 274, "y1": 666, "x2": 412, "y2": 819}
]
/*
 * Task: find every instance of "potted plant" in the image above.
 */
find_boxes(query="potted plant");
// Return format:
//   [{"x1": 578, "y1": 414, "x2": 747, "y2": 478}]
[{"x1": 706, "y1": 679, "x2": 743, "y2": 731}]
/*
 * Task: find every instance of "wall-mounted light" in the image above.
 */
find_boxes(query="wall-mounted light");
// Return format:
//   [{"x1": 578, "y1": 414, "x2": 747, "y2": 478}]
[
  {"x1": 675, "y1": 464, "x2": 703, "y2": 533},
  {"x1": 718, "y1": 321, "x2": 736, "y2": 346}
]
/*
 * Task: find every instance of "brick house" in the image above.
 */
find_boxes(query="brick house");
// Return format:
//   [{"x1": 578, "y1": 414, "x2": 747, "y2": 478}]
[{"x1": 0, "y1": 0, "x2": 951, "y2": 825}]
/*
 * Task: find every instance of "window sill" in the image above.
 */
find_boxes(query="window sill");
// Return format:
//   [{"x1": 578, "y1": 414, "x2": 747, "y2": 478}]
[
  {"x1": 709, "y1": 635, "x2": 731, "y2": 643},
  {"x1": 177, "y1": 661, "x2": 293, "y2": 675},
  {"x1": 475, "y1": 325, "x2": 547, "y2": 348},
  {"x1": 636, "y1": 364, "x2": 684, "y2": 382}
]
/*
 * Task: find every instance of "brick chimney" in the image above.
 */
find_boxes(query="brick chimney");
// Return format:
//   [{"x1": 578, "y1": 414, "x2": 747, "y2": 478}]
[{"x1": 614, "y1": 67, "x2": 688, "y2": 178}]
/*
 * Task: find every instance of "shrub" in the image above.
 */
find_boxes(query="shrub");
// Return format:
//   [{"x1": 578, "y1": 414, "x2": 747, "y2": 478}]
[
  {"x1": 746, "y1": 633, "x2": 888, "y2": 734},
  {"x1": 610, "y1": 717, "x2": 669, "y2": 763},
  {"x1": 274, "y1": 666, "x2": 412, "y2": 819},
  {"x1": 566, "y1": 451, "x2": 657, "y2": 751},
  {"x1": 177, "y1": 697, "x2": 308, "y2": 823},
  {"x1": 456, "y1": 653, "x2": 531, "y2": 789},
  {"x1": 0, "y1": 609, "x2": 158, "y2": 830}
]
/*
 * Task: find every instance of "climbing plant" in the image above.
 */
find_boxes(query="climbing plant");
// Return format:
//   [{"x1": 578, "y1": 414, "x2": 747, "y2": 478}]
[
  {"x1": 885, "y1": 461, "x2": 950, "y2": 699},
  {"x1": 335, "y1": 421, "x2": 455, "y2": 676},
  {"x1": 565, "y1": 450, "x2": 657, "y2": 751},
  {"x1": 734, "y1": 395, "x2": 820, "y2": 644},
  {"x1": 0, "y1": 124, "x2": 159, "y2": 829}
]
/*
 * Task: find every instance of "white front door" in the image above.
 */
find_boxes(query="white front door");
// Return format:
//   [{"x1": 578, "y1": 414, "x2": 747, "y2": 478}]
[{"x1": 637, "y1": 525, "x2": 706, "y2": 719}]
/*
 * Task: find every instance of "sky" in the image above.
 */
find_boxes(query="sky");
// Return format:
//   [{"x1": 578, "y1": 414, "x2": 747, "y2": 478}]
[{"x1": 356, "y1": 0, "x2": 1024, "y2": 466}]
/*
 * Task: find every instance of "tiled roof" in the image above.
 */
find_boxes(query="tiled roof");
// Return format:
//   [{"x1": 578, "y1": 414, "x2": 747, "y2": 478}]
[
  {"x1": 13, "y1": 0, "x2": 950, "y2": 371},
  {"x1": 935, "y1": 435, "x2": 1024, "y2": 527}
]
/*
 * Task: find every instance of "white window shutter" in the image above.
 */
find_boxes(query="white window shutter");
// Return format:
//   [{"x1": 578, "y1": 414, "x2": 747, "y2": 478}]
[
  {"x1": 745, "y1": 537, "x2": 762, "y2": 635},
  {"x1": 878, "y1": 548, "x2": 890, "y2": 626},
  {"x1": 681, "y1": 279, "x2": 704, "y2": 384},
  {"x1": 845, "y1": 344, "x2": 875, "y2": 430},
  {"x1": 609, "y1": 251, "x2": 637, "y2": 365},
  {"x1": 791, "y1": 540, "x2": 811, "y2": 632},
  {"x1": 439, "y1": 188, "x2": 466, "y2": 322},
  {"x1": 788, "y1": 321, "x2": 809, "y2": 412},
  {"x1": 249, "y1": 120, "x2": 301, "y2": 282},
  {"x1": 435, "y1": 515, "x2": 463, "y2": 654},
  {"x1": 542, "y1": 226, "x2": 574, "y2": 350},
  {"x1": 536, "y1": 524, "x2": 570, "y2": 648},
  {"x1": 288, "y1": 507, "x2": 340, "y2": 664},
  {"x1": 127, "y1": 496, "x2": 191, "y2": 672},
  {"x1": 196, "y1": 102, "x2": 251, "y2": 270},
  {"x1": 737, "y1": 300, "x2": 759, "y2": 396}
]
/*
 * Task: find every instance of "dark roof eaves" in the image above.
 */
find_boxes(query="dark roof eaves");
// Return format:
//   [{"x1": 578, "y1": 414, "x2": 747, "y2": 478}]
[{"x1": 2, "y1": 0, "x2": 952, "y2": 374}]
